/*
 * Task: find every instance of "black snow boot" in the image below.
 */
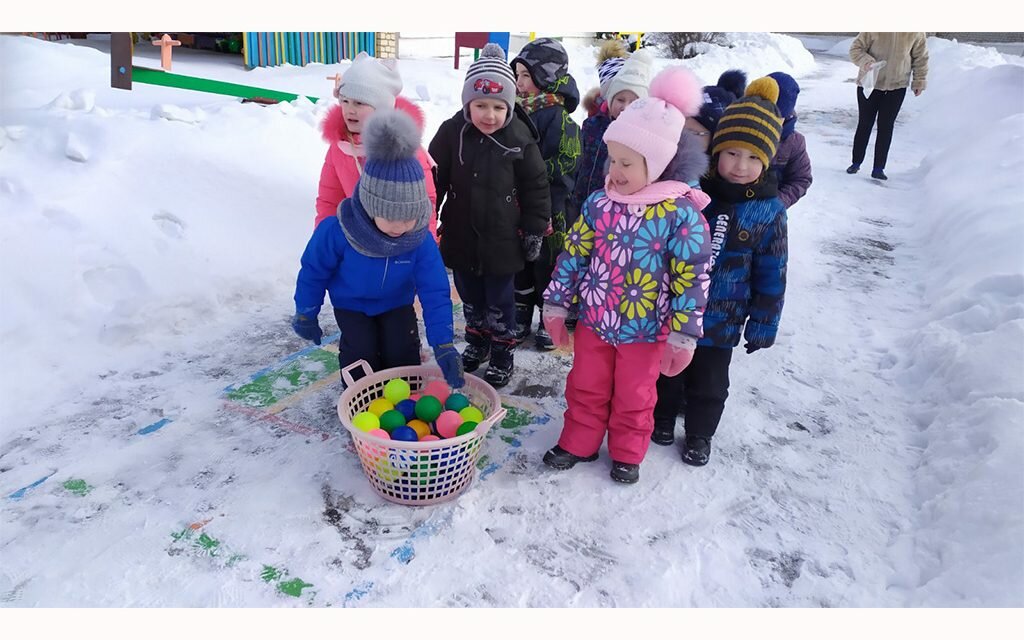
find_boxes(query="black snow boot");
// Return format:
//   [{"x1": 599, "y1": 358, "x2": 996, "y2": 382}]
[
  {"x1": 681, "y1": 436, "x2": 712, "y2": 467},
  {"x1": 543, "y1": 445, "x2": 599, "y2": 470},
  {"x1": 513, "y1": 302, "x2": 533, "y2": 344},
  {"x1": 484, "y1": 338, "x2": 515, "y2": 388},
  {"x1": 462, "y1": 328, "x2": 491, "y2": 373},
  {"x1": 610, "y1": 461, "x2": 640, "y2": 484},
  {"x1": 651, "y1": 417, "x2": 676, "y2": 446},
  {"x1": 534, "y1": 308, "x2": 555, "y2": 350}
]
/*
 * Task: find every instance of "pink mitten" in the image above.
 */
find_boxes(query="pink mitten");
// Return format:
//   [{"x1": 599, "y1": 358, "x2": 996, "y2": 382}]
[
  {"x1": 542, "y1": 305, "x2": 571, "y2": 348},
  {"x1": 660, "y1": 334, "x2": 697, "y2": 376}
]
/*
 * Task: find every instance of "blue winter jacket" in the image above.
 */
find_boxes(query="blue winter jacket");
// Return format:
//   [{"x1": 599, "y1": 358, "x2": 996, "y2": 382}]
[{"x1": 293, "y1": 215, "x2": 455, "y2": 349}]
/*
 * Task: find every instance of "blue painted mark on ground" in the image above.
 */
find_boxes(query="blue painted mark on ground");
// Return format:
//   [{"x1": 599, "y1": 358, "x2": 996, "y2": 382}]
[
  {"x1": 479, "y1": 413, "x2": 551, "y2": 481},
  {"x1": 137, "y1": 417, "x2": 173, "y2": 435},
  {"x1": 7, "y1": 470, "x2": 57, "y2": 501},
  {"x1": 344, "y1": 582, "x2": 374, "y2": 605},
  {"x1": 221, "y1": 332, "x2": 341, "y2": 394},
  {"x1": 390, "y1": 507, "x2": 454, "y2": 565}
]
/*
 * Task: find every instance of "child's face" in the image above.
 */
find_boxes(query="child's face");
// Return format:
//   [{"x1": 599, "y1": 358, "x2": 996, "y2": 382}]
[
  {"x1": 606, "y1": 141, "x2": 648, "y2": 195},
  {"x1": 469, "y1": 98, "x2": 508, "y2": 135},
  {"x1": 683, "y1": 118, "x2": 711, "y2": 152},
  {"x1": 717, "y1": 146, "x2": 765, "y2": 185},
  {"x1": 608, "y1": 90, "x2": 639, "y2": 119},
  {"x1": 340, "y1": 96, "x2": 376, "y2": 134},
  {"x1": 514, "y1": 63, "x2": 539, "y2": 96},
  {"x1": 374, "y1": 217, "x2": 417, "y2": 238}
]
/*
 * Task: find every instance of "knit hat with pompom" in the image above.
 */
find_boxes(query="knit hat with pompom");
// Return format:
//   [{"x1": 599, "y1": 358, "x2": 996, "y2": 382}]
[
  {"x1": 602, "y1": 65, "x2": 704, "y2": 183},
  {"x1": 357, "y1": 109, "x2": 432, "y2": 227},
  {"x1": 710, "y1": 76, "x2": 784, "y2": 168},
  {"x1": 462, "y1": 42, "x2": 517, "y2": 128}
]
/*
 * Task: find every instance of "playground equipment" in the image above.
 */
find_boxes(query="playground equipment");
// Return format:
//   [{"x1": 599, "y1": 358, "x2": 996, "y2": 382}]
[
  {"x1": 453, "y1": 32, "x2": 510, "y2": 69},
  {"x1": 151, "y1": 34, "x2": 181, "y2": 71},
  {"x1": 244, "y1": 32, "x2": 375, "y2": 69}
]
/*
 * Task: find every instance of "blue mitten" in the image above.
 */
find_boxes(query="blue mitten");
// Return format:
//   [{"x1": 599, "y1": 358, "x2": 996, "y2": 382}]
[
  {"x1": 292, "y1": 308, "x2": 323, "y2": 345},
  {"x1": 434, "y1": 343, "x2": 465, "y2": 389}
]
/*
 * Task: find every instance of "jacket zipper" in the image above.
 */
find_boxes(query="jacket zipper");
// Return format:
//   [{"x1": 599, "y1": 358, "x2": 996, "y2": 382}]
[{"x1": 382, "y1": 257, "x2": 389, "y2": 289}]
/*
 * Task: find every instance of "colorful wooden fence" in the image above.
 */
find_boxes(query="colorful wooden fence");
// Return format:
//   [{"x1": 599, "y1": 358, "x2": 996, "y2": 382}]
[{"x1": 243, "y1": 32, "x2": 376, "y2": 69}]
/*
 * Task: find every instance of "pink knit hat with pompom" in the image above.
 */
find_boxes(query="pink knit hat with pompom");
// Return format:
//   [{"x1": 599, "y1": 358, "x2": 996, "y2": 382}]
[{"x1": 603, "y1": 66, "x2": 703, "y2": 182}]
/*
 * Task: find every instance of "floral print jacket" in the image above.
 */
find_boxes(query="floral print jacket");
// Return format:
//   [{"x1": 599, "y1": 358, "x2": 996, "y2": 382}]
[{"x1": 543, "y1": 188, "x2": 712, "y2": 346}]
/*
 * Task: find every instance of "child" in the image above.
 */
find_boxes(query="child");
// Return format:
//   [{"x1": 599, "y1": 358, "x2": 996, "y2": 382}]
[
  {"x1": 314, "y1": 52, "x2": 438, "y2": 238},
  {"x1": 651, "y1": 77, "x2": 789, "y2": 466},
  {"x1": 510, "y1": 38, "x2": 582, "y2": 350},
  {"x1": 581, "y1": 39, "x2": 629, "y2": 119},
  {"x1": 428, "y1": 43, "x2": 552, "y2": 388},
  {"x1": 684, "y1": 70, "x2": 747, "y2": 154},
  {"x1": 541, "y1": 67, "x2": 713, "y2": 485},
  {"x1": 570, "y1": 47, "x2": 653, "y2": 220},
  {"x1": 292, "y1": 110, "x2": 464, "y2": 390},
  {"x1": 767, "y1": 72, "x2": 813, "y2": 209}
]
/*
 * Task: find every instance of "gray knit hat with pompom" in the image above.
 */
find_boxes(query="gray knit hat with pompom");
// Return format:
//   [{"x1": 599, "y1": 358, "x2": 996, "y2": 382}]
[
  {"x1": 357, "y1": 109, "x2": 431, "y2": 227},
  {"x1": 461, "y1": 42, "x2": 517, "y2": 128}
]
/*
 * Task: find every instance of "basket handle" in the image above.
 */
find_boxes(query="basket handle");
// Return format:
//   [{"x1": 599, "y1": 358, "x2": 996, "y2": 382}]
[
  {"x1": 341, "y1": 359, "x2": 374, "y2": 388},
  {"x1": 477, "y1": 407, "x2": 507, "y2": 437}
]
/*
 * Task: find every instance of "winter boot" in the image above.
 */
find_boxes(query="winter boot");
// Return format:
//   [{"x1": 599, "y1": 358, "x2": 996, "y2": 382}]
[
  {"x1": 462, "y1": 328, "x2": 491, "y2": 373},
  {"x1": 846, "y1": 163, "x2": 860, "y2": 174},
  {"x1": 534, "y1": 308, "x2": 555, "y2": 350},
  {"x1": 610, "y1": 461, "x2": 640, "y2": 484},
  {"x1": 651, "y1": 416, "x2": 676, "y2": 446},
  {"x1": 871, "y1": 168, "x2": 888, "y2": 180},
  {"x1": 543, "y1": 445, "x2": 599, "y2": 470},
  {"x1": 513, "y1": 302, "x2": 533, "y2": 344},
  {"x1": 484, "y1": 338, "x2": 515, "y2": 388},
  {"x1": 681, "y1": 436, "x2": 712, "y2": 467}
]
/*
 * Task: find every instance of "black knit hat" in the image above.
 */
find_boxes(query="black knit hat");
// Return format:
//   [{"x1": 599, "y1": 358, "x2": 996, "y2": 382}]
[{"x1": 710, "y1": 76, "x2": 784, "y2": 168}]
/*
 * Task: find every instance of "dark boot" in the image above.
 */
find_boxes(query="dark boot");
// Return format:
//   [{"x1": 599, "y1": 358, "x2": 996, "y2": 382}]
[
  {"x1": 681, "y1": 436, "x2": 712, "y2": 467},
  {"x1": 513, "y1": 302, "x2": 533, "y2": 344},
  {"x1": 543, "y1": 445, "x2": 599, "y2": 470},
  {"x1": 846, "y1": 163, "x2": 860, "y2": 174},
  {"x1": 651, "y1": 417, "x2": 676, "y2": 446},
  {"x1": 484, "y1": 338, "x2": 515, "y2": 388},
  {"x1": 871, "y1": 168, "x2": 888, "y2": 180},
  {"x1": 534, "y1": 308, "x2": 555, "y2": 350},
  {"x1": 610, "y1": 461, "x2": 640, "y2": 484},
  {"x1": 462, "y1": 328, "x2": 491, "y2": 373}
]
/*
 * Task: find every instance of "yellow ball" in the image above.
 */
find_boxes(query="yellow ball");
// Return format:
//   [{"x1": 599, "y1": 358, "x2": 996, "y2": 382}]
[
  {"x1": 408, "y1": 419, "x2": 432, "y2": 439},
  {"x1": 383, "y1": 378, "x2": 411, "y2": 404},
  {"x1": 367, "y1": 398, "x2": 395, "y2": 417},
  {"x1": 352, "y1": 411, "x2": 380, "y2": 432},
  {"x1": 459, "y1": 406, "x2": 484, "y2": 423}
]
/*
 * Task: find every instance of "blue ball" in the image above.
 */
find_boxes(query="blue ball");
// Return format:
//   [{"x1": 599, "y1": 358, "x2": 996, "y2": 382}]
[
  {"x1": 396, "y1": 399, "x2": 418, "y2": 421},
  {"x1": 390, "y1": 426, "x2": 419, "y2": 442}
]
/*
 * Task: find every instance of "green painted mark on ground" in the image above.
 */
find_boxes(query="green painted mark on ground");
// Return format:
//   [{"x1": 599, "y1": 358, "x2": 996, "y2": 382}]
[
  {"x1": 227, "y1": 348, "x2": 339, "y2": 408},
  {"x1": 62, "y1": 479, "x2": 92, "y2": 496},
  {"x1": 500, "y1": 404, "x2": 534, "y2": 430},
  {"x1": 278, "y1": 578, "x2": 315, "y2": 597}
]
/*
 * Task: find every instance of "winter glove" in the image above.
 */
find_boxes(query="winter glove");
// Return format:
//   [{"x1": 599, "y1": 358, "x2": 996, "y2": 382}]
[
  {"x1": 522, "y1": 233, "x2": 544, "y2": 263},
  {"x1": 660, "y1": 333, "x2": 697, "y2": 377},
  {"x1": 433, "y1": 343, "x2": 465, "y2": 389},
  {"x1": 542, "y1": 304, "x2": 570, "y2": 348},
  {"x1": 291, "y1": 308, "x2": 323, "y2": 345},
  {"x1": 744, "y1": 342, "x2": 762, "y2": 355}
]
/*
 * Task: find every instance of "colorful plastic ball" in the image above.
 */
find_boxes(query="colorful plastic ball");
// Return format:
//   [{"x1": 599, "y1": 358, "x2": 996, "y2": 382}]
[
  {"x1": 367, "y1": 398, "x2": 395, "y2": 417},
  {"x1": 415, "y1": 395, "x2": 443, "y2": 422},
  {"x1": 407, "y1": 419, "x2": 432, "y2": 439},
  {"x1": 435, "y1": 410, "x2": 464, "y2": 439},
  {"x1": 379, "y1": 410, "x2": 407, "y2": 433},
  {"x1": 444, "y1": 393, "x2": 470, "y2": 412},
  {"x1": 459, "y1": 406, "x2": 485, "y2": 423},
  {"x1": 395, "y1": 399, "x2": 417, "y2": 421},
  {"x1": 383, "y1": 378, "x2": 411, "y2": 404},
  {"x1": 423, "y1": 380, "x2": 451, "y2": 404},
  {"x1": 390, "y1": 426, "x2": 419, "y2": 442},
  {"x1": 352, "y1": 412, "x2": 380, "y2": 432},
  {"x1": 367, "y1": 428, "x2": 391, "y2": 440},
  {"x1": 409, "y1": 393, "x2": 422, "y2": 402},
  {"x1": 456, "y1": 421, "x2": 478, "y2": 436},
  {"x1": 419, "y1": 435, "x2": 440, "y2": 441}
]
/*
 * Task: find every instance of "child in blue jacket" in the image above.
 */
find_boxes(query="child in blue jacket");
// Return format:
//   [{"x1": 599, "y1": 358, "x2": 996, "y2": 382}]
[{"x1": 292, "y1": 110, "x2": 464, "y2": 389}]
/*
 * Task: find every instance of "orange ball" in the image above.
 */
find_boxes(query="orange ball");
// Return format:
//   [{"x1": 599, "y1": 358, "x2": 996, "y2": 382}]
[{"x1": 408, "y1": 419, "x2": 432, "y2": 439}]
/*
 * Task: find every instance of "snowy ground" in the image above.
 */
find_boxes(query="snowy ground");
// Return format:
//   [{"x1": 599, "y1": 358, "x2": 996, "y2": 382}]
[{"x1": 1, "y1": 33, "x2": 1022, "y2": 607}]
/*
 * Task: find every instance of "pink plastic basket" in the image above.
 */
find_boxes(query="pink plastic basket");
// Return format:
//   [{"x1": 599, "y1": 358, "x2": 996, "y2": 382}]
[{"x1": 337, "y1": 360, "x2": 506, "y2": 506}]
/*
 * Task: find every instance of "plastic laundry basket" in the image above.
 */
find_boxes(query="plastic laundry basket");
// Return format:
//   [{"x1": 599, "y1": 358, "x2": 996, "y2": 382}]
[{"x1": 337, "y1": 360, "x2": 506, "y2": 506}]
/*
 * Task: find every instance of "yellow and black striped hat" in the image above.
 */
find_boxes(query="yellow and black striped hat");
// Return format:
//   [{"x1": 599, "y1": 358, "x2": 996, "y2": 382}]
[{"x1": 710, "y1": 76, "x2": 784, "y2": 168}]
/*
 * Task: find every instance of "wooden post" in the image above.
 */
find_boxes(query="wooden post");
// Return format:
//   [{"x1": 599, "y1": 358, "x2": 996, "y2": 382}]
[
  {"x1": 327, "y1": 73, "x2": 341, "y2": 99},
  {"x1": 152, "y1": 34, "x2": 182, "y2": 71},
  {"x1": 111, "y1": 32, "x2": 133, "y2": 90}
]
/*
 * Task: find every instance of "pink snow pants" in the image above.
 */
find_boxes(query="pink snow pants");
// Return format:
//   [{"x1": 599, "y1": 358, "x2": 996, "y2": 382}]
[{"x1": 558, "y1": 324, "x2": 667, "y2": 465}]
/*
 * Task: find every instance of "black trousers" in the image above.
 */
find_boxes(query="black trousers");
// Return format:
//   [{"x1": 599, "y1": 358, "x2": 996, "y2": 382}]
[
  {"x1": 452, "y1": 270, "x2": 517, "y2": 342},
  {"x1": 514, "y1": 241, "x2": 555, "y2": 312},
  {"x1": 653, "y1": 346, "x2": 734, "y2": 440},
  {"x1": 852, "y1": 86, "x2": 907, "y2": 170},
  {"x1": 334, "y1": 305, "x2": 420, "y2": 383}
]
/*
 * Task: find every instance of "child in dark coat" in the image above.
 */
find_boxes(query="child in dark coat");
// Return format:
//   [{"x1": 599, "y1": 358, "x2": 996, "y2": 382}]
[
  {"x1": 428, "y1": 43, "x2": 552, "y2": 388},
  {"x1": 767, "y1": 72, "x2": 813, "y2": 209},
  {"x1": 652, "y1": 77, "x2": 789, "y2": 466},
  {"x1": 292, "y1": 110, "x2": 464, "y2": 389},
  {"x1": 510, "y1": 38, "x2": 582, "y2": 350}
]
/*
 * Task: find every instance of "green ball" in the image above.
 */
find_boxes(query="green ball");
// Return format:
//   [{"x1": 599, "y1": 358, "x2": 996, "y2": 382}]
[
  {"x1": 456, "y1": 421, "x2": 478, "y2": 436},
  {"x1": 444, "y1": 393, "x2": 470, "y2": 412},
  {"x1": 383, "y1": 378, "x2": 411, "y2": 405},
  {"x1": 352, "y1": 412, "x2": 380, "y2": 432},
  {"x1": 379, "y1": 410, "x2": 407, "y2": 433},
  {"x1": 459, "y1": 406, "x2": 484, "y2": 423},
  {"x1": 415, "y1": 396, "x2": 443, "y2": 422}
]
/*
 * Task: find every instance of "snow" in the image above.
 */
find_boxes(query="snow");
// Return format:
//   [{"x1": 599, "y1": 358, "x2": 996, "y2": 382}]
[{"x1": 1, "y1": 32, "x2": 1022, "y2": 607}]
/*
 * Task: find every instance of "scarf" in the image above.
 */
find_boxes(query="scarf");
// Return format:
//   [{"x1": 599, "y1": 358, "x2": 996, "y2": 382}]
[
  {"x1": 338, "y1": 192, "x2": 426, "y2": 258},
  {"x1": 604, "y1": 176, "x2": 712, "y2": 214},
  {"x1": 517, "y1": 92, "x2": 565, "y2": 115}
]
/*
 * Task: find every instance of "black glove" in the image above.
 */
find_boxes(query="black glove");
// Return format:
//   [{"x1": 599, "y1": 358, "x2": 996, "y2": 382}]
[
  {"x1": 522, "y1": 233, "x2": 543, "y2": 263},
  {"x1": 744, "y1": 342, "x2": 762, "y2": 355}
]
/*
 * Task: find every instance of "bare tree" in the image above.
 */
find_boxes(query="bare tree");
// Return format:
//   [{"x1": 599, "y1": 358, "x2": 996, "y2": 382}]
[{"x1": 647, "y1": 32, "x2": 730, "y2": 59}]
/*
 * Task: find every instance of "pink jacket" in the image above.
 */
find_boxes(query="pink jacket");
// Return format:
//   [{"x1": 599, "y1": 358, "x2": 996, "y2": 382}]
[{"x1": 314, "y1": 96, "x2": 438, "y2": 238}]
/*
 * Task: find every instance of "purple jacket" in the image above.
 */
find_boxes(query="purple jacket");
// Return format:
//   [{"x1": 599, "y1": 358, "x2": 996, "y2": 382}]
[{"x1": 771, "y1": 131, "x2": 812, "y2": 209}]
